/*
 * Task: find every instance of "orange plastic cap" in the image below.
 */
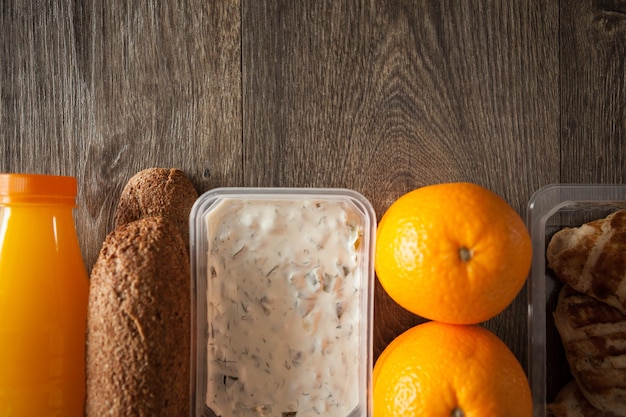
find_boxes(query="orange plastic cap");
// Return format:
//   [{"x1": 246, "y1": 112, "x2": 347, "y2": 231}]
[{"x1": 0, "y1": 174, "x2": 77, "y2": 204}]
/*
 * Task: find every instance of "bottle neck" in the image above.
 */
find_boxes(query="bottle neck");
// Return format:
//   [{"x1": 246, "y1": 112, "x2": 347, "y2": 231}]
[
  {"x1": 1, "y1": 204, "x2": 78, "y2": 229},
  {"x1": 0, "y1": 204, "x2": 82, "y2": 255},
  {"x1": 0, "y1": 204, "x2": 77, "y2": 228},
  {"x1": 0, "y1": 198, "x2": 76, "y2": 206}
]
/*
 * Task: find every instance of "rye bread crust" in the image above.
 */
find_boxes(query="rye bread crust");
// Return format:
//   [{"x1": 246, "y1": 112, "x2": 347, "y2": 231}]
[
  {"x1": 114, "y1": 168, "x2": 198, "y2": 246},
  {"x1": 86, "y1": 168, "x2": 196, "y2": 416},
  {"x1": 86, "y1": 216, "x2": 190, "y2": 417}
]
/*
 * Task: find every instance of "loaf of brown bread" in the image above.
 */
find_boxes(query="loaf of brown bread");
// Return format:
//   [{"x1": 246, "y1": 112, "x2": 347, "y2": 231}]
[
  {"x1": 86, "y1": 168, "x2": 197, "y2": 417},
  {"x1": 86, "y1": 217, "x2": 190, "y2": 416},
  {"x1": 114, "y1": 168, "x2": 198, "y2": 245}
]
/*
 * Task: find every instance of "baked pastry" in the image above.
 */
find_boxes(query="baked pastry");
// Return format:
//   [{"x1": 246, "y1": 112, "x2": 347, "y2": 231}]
[
  {"x1": 85, "y1": 216, "x2": 190, "y2": 416},
  {"x1": 115, "y1": 167, "x2": 198, "y2": 246},
  {"x1": 547, "y1": 209, "x2": 626, "y2": 315},
  {"x1": 548, "y1": 380, "x2": 621, "y2": 417},
  {"x1": 552, "y1": 284, "x2": 626, "y2": 415}
]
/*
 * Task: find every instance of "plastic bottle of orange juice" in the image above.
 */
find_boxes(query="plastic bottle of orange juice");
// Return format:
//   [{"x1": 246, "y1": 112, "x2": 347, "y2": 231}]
[{"x1": 0, "y1": 174, "x2": 89, "y2": 417}]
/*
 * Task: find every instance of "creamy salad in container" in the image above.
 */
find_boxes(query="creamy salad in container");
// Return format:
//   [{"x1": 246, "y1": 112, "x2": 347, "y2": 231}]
[{"x1": 190, "y1": 188, "x2": 375, "y2": 417}]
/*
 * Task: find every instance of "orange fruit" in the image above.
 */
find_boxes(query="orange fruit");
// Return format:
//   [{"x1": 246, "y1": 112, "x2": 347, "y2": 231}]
[
  {"x1": 373, "y1": 321, "x2": 533, "y2": 417},
  {"x1": 375, "y1": 182, "x2": 531, "y2": 324}
]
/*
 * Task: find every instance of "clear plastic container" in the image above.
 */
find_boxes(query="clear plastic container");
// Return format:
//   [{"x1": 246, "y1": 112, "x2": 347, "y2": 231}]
[
  {"x1": 190, "y1": 188, "x2": 376, "y2": 417},
  {"x1": 526, "y1": 184, "x2": 626, "y2": 417}
]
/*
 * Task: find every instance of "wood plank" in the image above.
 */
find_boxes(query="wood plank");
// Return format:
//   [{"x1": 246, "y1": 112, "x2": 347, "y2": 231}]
[
  {"x1": 0, "y1": 0, "x2": 563, "y2": 374},
  {"x1": 0, "y1": 0, "x2": 242, "y2": 270},
  {"x1": 560, "y1": 0, "x2": 626, "y2": 183},
  {"x1": 242, "y1": 0, "x2": 560, "y2": 364}
]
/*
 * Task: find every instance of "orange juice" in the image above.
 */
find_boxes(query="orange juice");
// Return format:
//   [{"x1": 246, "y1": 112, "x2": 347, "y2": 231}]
[{"x1": 0, "y1": 174, "x2": 89, "y2": 416}]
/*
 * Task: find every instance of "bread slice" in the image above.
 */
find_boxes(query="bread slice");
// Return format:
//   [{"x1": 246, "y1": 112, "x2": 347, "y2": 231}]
[
  {"x1": 547, "y1": 210, "x2": 626, "y2": 315},
  {"x1": 553, "y1": 284, "x2": 626, "y2": 415},
  {"x1": 548, "y1": 380, "x2": 621, "y2": 417},
  {"x1": 115, "y1": 168, "x2": 198, "y2": 246},
  {"x1": 85, "y1": 216, "x2": 190, "y2": 416}
]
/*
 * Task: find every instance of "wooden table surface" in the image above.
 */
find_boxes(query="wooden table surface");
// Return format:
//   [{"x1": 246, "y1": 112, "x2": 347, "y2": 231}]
[{"x1": 2, "y1": 0, "x2": 625, "y2": 407}]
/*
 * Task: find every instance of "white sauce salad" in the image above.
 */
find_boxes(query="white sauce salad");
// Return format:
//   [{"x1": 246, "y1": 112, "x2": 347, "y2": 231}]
[{"x1": 204, "y1": 197, "x2": 366, "y2": 417}]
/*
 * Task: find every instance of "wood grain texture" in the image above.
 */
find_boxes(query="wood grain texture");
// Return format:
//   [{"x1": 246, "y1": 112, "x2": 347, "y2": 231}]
[
  {"x1": 560, "y1": 0, "x2": 626, "y2": 183},
  {"x1": 0, "y1": 0, "x2": 242, "y2": 269},
  {"x1": 242, "y1": 0, "x2": 559, "y2": 364},
  {"x1": 3, "y1": 0, "x2": 623, "y2": 379}
]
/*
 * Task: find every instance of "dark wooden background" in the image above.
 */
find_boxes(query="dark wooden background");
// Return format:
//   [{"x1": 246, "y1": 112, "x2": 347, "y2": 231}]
[{"x1": 2, "y1": 0, "x2": 625, "y2": 404}]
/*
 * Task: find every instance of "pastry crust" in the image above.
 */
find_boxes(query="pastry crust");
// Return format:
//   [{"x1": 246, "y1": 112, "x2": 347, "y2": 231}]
[
  {"x1": 547, "y1": 210, "x2": 626, "y2": 315},
  {"x1": 552, "y1": 284, "x2": 626, "y2": 415},
  {"x1": 548, "y1": 380, "x2": 621, "y2": 417}
]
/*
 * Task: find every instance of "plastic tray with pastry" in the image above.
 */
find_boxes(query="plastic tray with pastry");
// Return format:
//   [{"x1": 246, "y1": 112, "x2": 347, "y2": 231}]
[{"x1": 527, "y1": 184, "x2": 626, "y2": 417}]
